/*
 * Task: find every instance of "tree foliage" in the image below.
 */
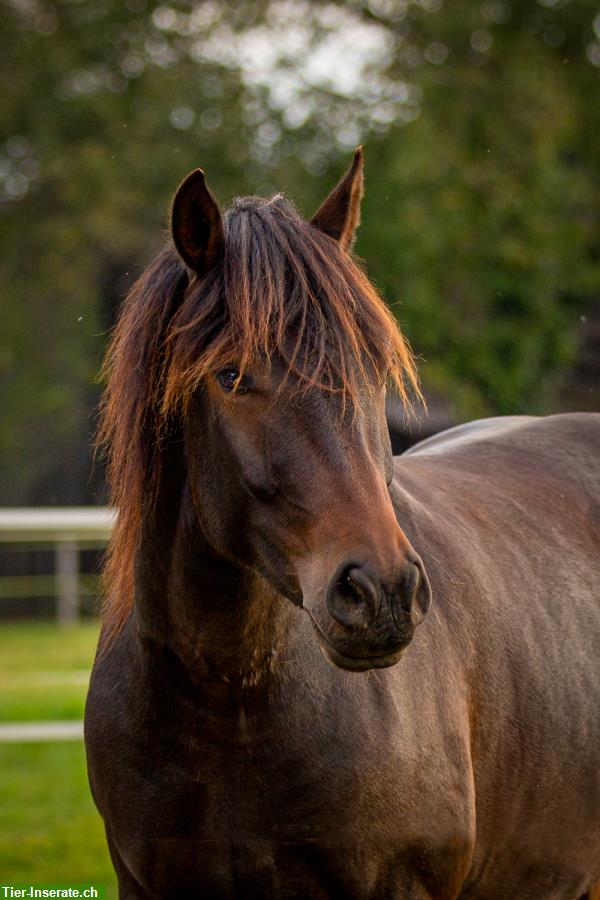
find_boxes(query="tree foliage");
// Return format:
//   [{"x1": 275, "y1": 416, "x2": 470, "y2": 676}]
[{"x1": 0, "y1": 0, "x2": 598, "y2": 502}]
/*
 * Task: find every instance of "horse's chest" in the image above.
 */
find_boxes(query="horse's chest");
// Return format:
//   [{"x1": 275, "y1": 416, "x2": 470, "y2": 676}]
[
  {"x1": 125, "y1": 809, "x2": 466, "y2": 900},
  {"x1": 128, "y1": 833, "x2": 392, "y2": 899},
  {"x1": 115, "y1": 742, "x2": 471, "y2": 899}
]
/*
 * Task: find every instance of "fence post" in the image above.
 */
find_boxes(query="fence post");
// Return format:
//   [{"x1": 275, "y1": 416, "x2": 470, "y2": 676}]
[{"x1": 55, "y1": 538, "x2": 79, "y2": 625}]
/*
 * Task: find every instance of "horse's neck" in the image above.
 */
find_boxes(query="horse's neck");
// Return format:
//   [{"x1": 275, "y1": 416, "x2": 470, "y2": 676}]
[{"x1": 134, "y1": 476, "x2": 295, "y2": 690}]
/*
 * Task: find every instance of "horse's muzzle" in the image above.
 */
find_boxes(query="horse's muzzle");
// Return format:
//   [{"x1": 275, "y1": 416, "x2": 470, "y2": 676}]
[{"x1": 309, "y1": 552, "x2": 431, "y2": 672}]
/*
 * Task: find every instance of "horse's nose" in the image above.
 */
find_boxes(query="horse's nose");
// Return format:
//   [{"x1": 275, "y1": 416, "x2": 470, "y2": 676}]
[{"x1": 326, "y1": 555, "x2": 431, "y2": 632}]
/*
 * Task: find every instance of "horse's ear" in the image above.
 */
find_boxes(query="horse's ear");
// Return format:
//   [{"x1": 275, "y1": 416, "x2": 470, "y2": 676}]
[
  {"x1": 171, "y1": 169, "x2": 225, "y2": 276},
  {"x1": 310, "y1": 147, "x2": 364, "y2": 250}
]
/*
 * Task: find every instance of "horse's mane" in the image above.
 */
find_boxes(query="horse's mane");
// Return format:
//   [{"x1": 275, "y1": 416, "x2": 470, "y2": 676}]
[{"x1": 98, "y1": 194, "x2": 421, "y2": 635}]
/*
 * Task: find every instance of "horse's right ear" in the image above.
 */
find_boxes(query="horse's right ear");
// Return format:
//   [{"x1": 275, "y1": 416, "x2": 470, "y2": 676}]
[{"x1": 171, "y1": 169, "x2": 225, "y2": 277}]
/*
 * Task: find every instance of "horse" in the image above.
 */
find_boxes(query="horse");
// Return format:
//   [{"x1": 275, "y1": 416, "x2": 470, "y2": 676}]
[{"x1": 85, "y1": 148, "x2": 600, "y2": 899}]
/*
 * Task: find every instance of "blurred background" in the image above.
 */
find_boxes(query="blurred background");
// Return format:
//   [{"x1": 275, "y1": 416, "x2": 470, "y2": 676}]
[{"x1": 0, "y1": 0, "x2": 598, "y2": 894}]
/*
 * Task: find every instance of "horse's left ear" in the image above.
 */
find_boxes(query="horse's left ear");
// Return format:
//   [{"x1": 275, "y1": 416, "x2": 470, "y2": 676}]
[
  {"x1": 171, "y1": 168, "x2": 225, "y2": 276},
  {"x1": 310, "y1": 146, "x2": 364, "y2": 250}
]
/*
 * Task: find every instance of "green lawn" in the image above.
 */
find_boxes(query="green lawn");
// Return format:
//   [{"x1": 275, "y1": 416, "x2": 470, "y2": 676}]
[
  {"x1": 0, "y1": 620, "x2": 99, "y2": 721},
  {"x1": 0, "y1": 620, "x2": 99, "y2": 673},
  {"x1": 0, "y1": 620, "x2": 117, "y2": 896}
]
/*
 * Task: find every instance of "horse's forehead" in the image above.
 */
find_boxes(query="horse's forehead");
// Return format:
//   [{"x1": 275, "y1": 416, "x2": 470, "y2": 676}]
[{"x1": 256, "y1": 382, "x2": 380, "y2": 441}]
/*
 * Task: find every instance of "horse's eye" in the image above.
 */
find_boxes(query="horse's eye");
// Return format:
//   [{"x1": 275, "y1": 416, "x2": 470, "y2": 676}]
[{"x1": 217, "y1": 369, "x2": 249, "y2": 394}]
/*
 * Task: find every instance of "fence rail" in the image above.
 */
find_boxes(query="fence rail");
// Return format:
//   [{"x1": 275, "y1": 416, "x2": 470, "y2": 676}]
[{"x1": 0, "y1": 508, "x2": 115, "y2": 624}]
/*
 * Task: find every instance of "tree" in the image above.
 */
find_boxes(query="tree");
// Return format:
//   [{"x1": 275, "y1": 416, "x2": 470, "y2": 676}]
[{"x1": 0, "y1": 0, "x2": 598, "y2": 503}]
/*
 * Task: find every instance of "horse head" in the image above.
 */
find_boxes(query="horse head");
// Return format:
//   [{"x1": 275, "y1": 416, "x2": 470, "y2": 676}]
[{"x1": 162, "y1": 151, "x2": 431, "y2": 672}]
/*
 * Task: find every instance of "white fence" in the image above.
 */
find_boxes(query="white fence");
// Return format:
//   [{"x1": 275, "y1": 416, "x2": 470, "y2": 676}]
[{"x1": 0, "y1": 508, "x2": 115, "y2": 625}]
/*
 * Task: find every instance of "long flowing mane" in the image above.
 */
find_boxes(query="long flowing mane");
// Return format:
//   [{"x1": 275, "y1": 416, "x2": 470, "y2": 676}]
[{"x1": 97, "y1": 194, "x2": 421, "y2": 635}]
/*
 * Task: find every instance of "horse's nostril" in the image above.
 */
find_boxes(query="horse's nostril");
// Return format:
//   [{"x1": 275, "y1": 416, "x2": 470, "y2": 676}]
[
  {"x1": 390, "y1": 556, "x2": 431, "y2": 625},
  {"x1": 326, "y1": 564, "x2": 379, "y2": 629},
  {"x1": 345, "y1": 567, "x2": 372, "y2": 606},
  {"x1": 398, "y1": 563, "x2": 419, "y2": 614}
]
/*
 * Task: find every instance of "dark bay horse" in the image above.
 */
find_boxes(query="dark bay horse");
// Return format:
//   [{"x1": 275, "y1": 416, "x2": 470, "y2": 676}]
[{"x1": 85, "y1": 149, "x2": 600, "y2": 899}]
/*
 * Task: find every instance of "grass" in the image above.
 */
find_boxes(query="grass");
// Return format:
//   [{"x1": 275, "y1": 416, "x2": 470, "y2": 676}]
[
  {"x1": 0, "y1": 620, "x2": 99, "y2": 722},
  {"x1": 0, "y1": 742, "x2": 117, "y2": 897},
  {"x1": 0, "y1": 620, "x2": 116, "y2": 896},
  {"x1": 0, "y1": 620, "x2": 100, "y2": 673}
]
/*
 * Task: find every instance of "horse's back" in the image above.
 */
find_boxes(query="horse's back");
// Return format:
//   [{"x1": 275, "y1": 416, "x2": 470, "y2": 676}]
[
  {"x1": 403, "y1": 414, "x2": 537, "y2": 457},
  {"x1": 404, "y1": 411, "x2": 599, "y2": 469},
  {"x1": 402, "y1": 412, "x2": 600, "y2": 512}
]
